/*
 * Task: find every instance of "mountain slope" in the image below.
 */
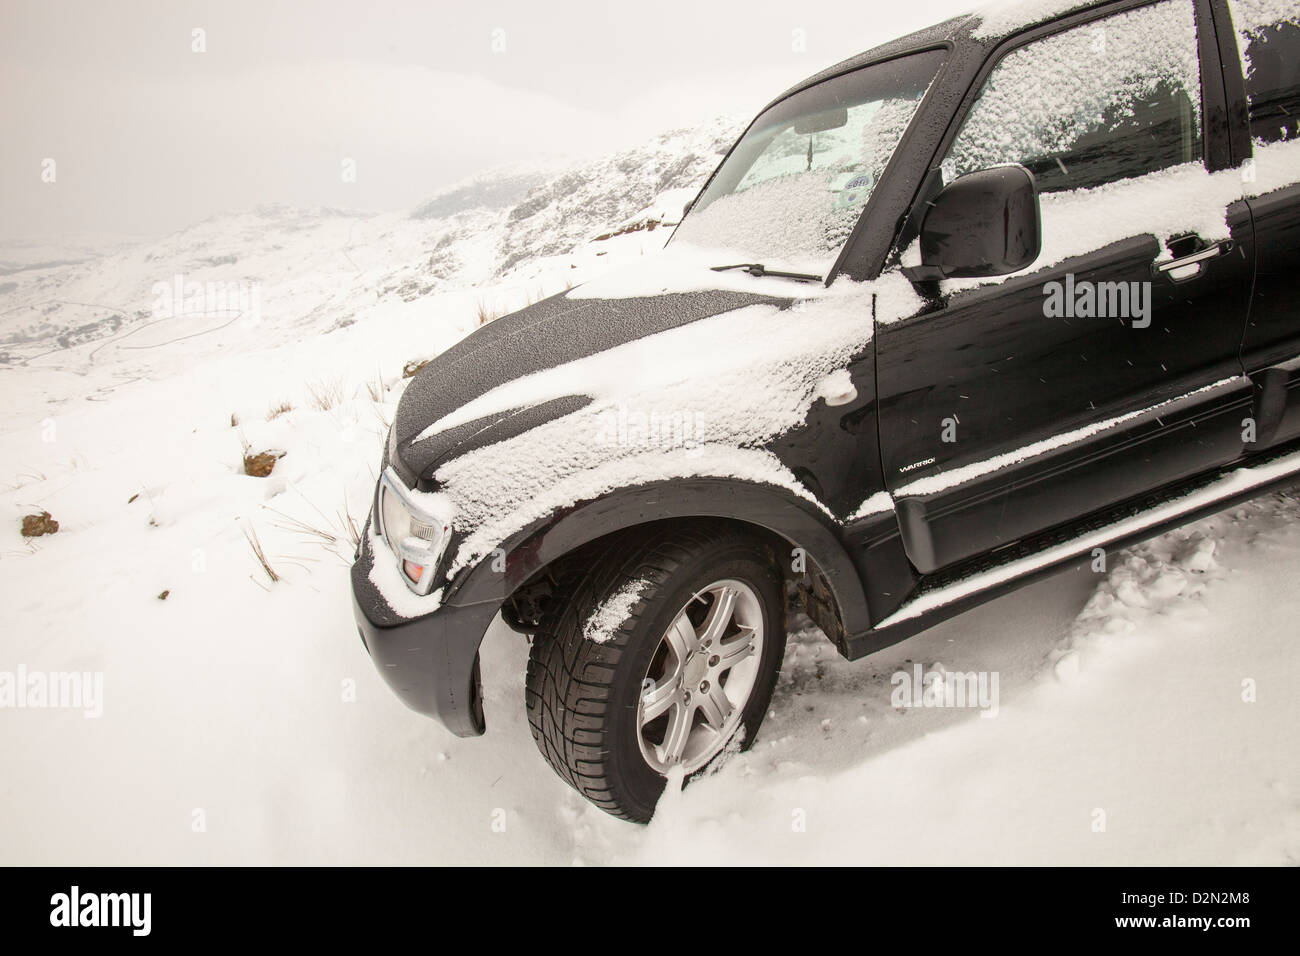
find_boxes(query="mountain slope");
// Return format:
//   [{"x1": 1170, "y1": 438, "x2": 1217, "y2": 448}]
[{"x1": 0, "y1": 117, "x2": 743, "y2": 382}]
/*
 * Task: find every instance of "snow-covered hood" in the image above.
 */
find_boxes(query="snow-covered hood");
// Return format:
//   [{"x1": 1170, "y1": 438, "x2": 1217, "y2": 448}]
[{"x1": 389, "y1": 287, "x2": 791, "y2": 481}]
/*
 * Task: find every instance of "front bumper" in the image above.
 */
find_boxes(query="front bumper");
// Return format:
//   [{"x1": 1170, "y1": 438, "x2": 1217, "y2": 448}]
[{"x1": 351, "y1": 530, "x2": 497, "y2": 737}]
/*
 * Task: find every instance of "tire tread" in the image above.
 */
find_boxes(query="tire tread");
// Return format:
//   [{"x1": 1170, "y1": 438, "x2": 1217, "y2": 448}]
[{"x1": 524, "y1": 524, "x2": 756, "y2": 820}]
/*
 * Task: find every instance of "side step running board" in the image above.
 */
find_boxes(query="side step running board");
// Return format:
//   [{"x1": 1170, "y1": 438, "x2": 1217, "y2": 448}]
[{"x1": 844, "y1": 447, "x2": 1300, "y2": 660}]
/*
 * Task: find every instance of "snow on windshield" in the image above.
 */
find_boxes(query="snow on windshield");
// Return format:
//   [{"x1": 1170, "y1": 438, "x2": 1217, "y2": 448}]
[
  {"x1": 671, "y1": 170, "x2": 857, "y2": 274},
  {"x1": 674, "y1": 98, "x2": 922, "y2": 274},
  {"x1": 671, "y1": 51, "x2": 944, "y2": 275}
]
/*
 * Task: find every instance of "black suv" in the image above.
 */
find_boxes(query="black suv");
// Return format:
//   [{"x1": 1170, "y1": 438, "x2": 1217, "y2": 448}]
[{"x1": 352, "y1": 0, "x2": 1300, "y2": 821}]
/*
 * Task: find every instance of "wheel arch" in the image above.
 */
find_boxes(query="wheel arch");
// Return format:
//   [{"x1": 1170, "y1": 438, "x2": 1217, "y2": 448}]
[{"x1": 443, "y1": 478, "x2": 871, "y2": 646}]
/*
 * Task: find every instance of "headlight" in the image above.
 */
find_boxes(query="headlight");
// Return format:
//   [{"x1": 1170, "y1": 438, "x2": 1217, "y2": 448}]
[{"x1": 377, "y1": 468, "x2": 449, "y2": 594}]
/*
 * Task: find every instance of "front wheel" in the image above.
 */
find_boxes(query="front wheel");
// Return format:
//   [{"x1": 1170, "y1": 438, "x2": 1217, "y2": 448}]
[{"x1": 525, "y1": 526, "x2": 786, "y2": 822}]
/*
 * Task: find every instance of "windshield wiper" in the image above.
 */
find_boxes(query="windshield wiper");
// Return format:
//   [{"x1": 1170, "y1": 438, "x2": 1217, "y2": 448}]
[{"x1": 710, "y1": 263, "x2": 823, "y2": 283}]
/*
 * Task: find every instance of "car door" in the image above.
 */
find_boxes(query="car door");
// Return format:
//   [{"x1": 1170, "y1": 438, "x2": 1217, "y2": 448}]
[
  {"x1": 1225, "y1": 0, "x2": 1300, "y2": 448},
  {"x1": 872, "y1": 0, "x2": 1257, "y2": 574}
]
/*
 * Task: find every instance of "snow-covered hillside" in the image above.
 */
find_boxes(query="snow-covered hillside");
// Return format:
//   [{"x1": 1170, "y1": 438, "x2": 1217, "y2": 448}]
[
  {"x1": 0, "y1": 116, "x2": 743, "y2": 409},
  {"x1": 1, "y1": 115, "x2": 1297, "y2": 865}
]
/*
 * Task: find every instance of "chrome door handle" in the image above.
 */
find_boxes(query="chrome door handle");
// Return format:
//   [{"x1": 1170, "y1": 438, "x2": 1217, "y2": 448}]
[{"x1": 1155, "y1": 240, "x2": 1233, "y2": 280}]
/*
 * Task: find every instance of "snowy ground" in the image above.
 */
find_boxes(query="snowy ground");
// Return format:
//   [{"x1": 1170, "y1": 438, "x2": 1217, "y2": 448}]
[{"x1": 3, "y1": 144, "x2": 1298, "y2": 865}]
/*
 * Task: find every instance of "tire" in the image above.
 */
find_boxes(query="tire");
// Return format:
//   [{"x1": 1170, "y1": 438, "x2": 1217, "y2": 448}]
[{"x1": 525, "y1": 524, "x2": 786, "y2": 822}]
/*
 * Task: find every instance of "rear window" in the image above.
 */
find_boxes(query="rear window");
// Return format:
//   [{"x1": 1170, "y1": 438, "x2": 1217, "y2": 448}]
[{"x1": 1228, "y1": 1, "x2": 1300, "y2": 144}]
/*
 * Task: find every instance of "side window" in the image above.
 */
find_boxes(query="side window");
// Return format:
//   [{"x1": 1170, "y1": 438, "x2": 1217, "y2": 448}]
[
  {"x1": 945, "y1": 0, "x2": 1204, "y2": 193},
  {"x1": 1228, "y1": 1, "x2": 1300, "y2": 144}
]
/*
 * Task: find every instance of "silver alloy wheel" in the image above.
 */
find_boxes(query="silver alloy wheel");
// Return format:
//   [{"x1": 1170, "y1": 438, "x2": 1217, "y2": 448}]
[{"x1": 636, "y1": 578, "x2": 765, "y2": 775}]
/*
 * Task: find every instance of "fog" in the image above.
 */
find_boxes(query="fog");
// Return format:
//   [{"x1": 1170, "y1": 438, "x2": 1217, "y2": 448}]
[{"x1": 0, "y1": 0, "x2": 974, "y2": 243}]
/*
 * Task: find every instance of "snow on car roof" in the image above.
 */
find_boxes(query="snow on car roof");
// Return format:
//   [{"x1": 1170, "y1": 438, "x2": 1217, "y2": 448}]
[
  {"x1": 767, "y1": 0, "x2": 1120, "y2": 114},
  {"x1": 968, "y1": 0, "x2": 1108, "y2": 39}
]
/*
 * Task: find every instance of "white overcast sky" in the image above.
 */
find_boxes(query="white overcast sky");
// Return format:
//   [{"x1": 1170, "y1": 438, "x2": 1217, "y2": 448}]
[{"x1": 1, "y1": 0, "x2": 976, "y2": 242}]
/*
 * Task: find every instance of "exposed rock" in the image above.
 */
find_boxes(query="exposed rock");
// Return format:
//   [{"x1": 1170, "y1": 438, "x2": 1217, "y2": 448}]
[
  {"x1": 21, "y1": 511, "x2": 59, "y2": 536},
  {"x1": 243, "y1": 451, "x2": 278, "y2": 477}
]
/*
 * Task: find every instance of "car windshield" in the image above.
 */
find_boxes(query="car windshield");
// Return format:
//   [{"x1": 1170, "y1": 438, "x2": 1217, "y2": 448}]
[{"x1": 671, "y1": 49, "x2": 946, "y2": 277}]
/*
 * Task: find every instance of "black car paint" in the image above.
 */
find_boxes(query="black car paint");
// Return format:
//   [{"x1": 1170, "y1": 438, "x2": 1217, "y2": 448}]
[
  {"x1": 388, "y1": 288, "x2": 788, "y2": 484},
  {"x1": 874, "y1": 0, "x2": 1261, "y2": 574},
  {"x1": 904, "y1": 164, "x2": 1042, "y2": 280},
  {"x1": 1242, "y1": 181, "x2": 1300, "y2": 447},
  {"x1": 352, "y1": 0, "x2": 1300, "y2": 736},
  {"x1": 1213, "y1": 0, "x2": 1300, "y2": 450}
]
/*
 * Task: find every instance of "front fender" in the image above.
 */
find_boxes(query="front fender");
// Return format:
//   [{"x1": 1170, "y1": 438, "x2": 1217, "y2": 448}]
[{"x1": 442, "y1": 477, "x2": 872, "y2": 636}]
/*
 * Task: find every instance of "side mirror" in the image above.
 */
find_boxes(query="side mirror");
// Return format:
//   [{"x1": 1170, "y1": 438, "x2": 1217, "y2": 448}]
[{"x1": 902, "y1": 165, "x2": 1040, "y2": 281}]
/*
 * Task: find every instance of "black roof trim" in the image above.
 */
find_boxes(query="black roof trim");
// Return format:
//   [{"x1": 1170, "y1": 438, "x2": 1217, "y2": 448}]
[{"x1": 762, "y1": 1, "x2": 1118, "y2": 113}]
